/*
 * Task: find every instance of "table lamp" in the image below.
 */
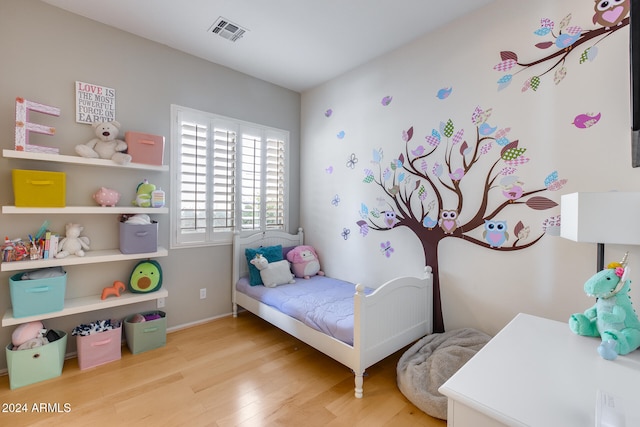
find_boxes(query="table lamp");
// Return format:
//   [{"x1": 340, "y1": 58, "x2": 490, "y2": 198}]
[{"x1": 560, "y1": 192, "x2": 640, "y2": 271}]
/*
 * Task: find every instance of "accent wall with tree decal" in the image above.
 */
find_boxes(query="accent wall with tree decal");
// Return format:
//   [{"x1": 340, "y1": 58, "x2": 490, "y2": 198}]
[{"x1": 303, "y1": 0, "x2": 631, "y2": 334}]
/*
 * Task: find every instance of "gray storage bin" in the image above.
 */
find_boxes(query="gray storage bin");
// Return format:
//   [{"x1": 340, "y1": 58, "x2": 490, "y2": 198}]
[{"x1": 119, "y1": 221, "x2": 158, "y2": 254}]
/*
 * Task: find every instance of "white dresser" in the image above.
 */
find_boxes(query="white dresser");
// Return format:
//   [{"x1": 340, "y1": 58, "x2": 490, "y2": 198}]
[{"x1": 439, "y1": 313, "x2": 640, "y2": 426}]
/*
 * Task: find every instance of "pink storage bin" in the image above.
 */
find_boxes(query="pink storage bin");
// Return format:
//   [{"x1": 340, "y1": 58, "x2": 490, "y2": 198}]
[
  {"x1": 76, "y1": 325, "x2": 122, "y2": 370},
  {"x1": 125, "y1": 131, "x2": 165, "y2": 166}
]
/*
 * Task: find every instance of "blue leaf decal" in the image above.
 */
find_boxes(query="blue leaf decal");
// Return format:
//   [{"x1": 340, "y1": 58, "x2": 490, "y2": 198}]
[{"x1": 534, "y1": 27, "x2": 551, "y2": 36}]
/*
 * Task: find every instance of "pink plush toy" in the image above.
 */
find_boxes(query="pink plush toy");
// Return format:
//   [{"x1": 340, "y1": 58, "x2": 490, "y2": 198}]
[
  {"x1": 12, "y1": 321, "x2": 45, "y2": 348},
  {"x1": 286, "y1": 245, "x2": 325, "y2": 279}
]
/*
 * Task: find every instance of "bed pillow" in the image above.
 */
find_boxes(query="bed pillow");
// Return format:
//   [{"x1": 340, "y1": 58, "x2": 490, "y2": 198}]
[
  {"x1": 282, "y1": 246, "x2": 296, "y2": 260},
  {"x1": 245, "y1": 245, "x2": 283, "y2": 286}
]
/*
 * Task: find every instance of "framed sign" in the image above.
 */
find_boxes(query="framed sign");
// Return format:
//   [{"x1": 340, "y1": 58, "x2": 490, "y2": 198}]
[{"x1": 75, "y1": 81, "x2": 116, "y2": 124}]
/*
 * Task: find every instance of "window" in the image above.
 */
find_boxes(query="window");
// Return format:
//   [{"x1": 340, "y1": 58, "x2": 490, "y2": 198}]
[{"x1": 170, "y1": 105, "x2": 288, "y2": 247}]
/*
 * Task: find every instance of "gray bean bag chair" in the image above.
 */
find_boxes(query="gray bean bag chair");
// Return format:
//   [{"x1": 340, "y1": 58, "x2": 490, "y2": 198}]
[{"x1": 397, "y1": 328, "x2": 491, "y2": 420}]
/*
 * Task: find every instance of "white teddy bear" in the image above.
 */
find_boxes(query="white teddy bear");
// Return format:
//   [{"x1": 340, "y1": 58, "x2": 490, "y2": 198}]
[
  {"x1": 75, "y1": 121, "x2": 132, "y2": 165},
  {"x1": 55, "y1": 223, "x2": 91, "y2": 258}
]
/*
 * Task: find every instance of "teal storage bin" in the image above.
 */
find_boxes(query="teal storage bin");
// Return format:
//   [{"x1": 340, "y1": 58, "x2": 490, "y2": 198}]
[
  {"x1": 9, "y1": 271, "x2": 66, "y2": 318},
  {"x1": 5, "y1": 330, "x2": 67, "y2": 389},
  {"x1": 124, "y1": 311, "x2": 166, "y2": 354}
]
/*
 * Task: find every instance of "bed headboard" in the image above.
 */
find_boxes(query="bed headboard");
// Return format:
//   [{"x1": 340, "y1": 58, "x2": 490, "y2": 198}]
[{"x1": 232, "y1": 228, "x2": 304, "y2": 287}]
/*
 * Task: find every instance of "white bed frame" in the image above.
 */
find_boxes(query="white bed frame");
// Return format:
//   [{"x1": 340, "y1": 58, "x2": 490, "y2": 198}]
[{"x1": 232, "y1": 228, "x2": 433, "y2": 398}]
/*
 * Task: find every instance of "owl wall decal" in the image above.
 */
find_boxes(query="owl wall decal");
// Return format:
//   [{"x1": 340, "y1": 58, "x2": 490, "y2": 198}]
[
  {"x1": 483, "y1": 220, "x2": 509, "y2": 248},
  {"x1": 383, "y1": 210, "x2": 400, "y2": 228},
  {"x1": 592, "y1": 0, "x2": 629, "y2": 28},
  {"x1": 438, "y1": 210, "x2": 460, "y2": 234}
]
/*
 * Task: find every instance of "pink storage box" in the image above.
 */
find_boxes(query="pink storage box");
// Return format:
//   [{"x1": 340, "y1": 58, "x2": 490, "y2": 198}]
[
  {"x1": 125, "y1": 131, "x2": 165, "y2": 166},
  {"x1": 76, "y1": 325, "x2": 122, "y2": 370}
]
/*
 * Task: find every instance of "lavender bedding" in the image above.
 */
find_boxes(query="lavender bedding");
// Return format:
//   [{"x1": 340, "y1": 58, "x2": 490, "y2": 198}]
[{"x1": 236, "y1": 275, "x2": 372, "y2": 345}]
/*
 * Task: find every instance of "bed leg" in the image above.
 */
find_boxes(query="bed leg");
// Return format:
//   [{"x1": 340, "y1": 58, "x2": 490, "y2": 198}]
[
  {"x1": 232, "y1": 303, "x2": 238, "y2": 318},
  {"x1": 354, "y1": 371, "x2": 364, "y2": 398}
]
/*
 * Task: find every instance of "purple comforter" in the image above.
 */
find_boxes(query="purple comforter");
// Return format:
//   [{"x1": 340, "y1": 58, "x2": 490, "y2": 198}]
[{"x1": 236, "y1": 275, "x2": 372, "y2": 345}]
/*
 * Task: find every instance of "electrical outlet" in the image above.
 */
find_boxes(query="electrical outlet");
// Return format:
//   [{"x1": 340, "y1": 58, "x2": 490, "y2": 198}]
[
  {"x1": 157, "y1": 297, "x2": 165, "y2": 308},
  {"x1": 200, "y1": 288, "x2": 206, "y2": 299}
]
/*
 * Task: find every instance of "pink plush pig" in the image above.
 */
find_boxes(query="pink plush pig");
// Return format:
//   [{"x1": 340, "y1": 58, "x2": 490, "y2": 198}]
[{"x1": 92, "y1": 187, "x2": 121, "y2": 207}]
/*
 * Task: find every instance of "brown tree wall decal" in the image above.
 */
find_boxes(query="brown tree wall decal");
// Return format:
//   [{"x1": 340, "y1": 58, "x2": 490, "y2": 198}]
[
  {"x1": 493, "y1": 11, "x2": 629, "y2": 92},
  {"x1": 357, "y1": 106, "x2": 561, "y2": 332}
]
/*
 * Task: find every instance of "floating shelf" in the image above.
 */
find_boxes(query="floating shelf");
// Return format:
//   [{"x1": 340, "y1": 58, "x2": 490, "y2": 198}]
[
  {"x1": 2, "y1": 147, "x2": 170, "y2": 329},
  {"x1": 2, "y1": 149, "x2": 168, "y2": 171},
  {"x1": 2, "y1": 288, "x2": 169, "y2": 326},
  {"x1": 0, "y1": 247, "x2": 168, "y2": 272},
  {"x1": 2, "y1": 206, "x2": 169, "y2": 214}
]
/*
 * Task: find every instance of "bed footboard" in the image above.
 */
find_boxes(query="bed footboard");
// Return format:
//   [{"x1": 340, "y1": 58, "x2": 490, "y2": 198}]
[{"x1": 352, "y1": 266, "x2": 433, "y2": 395}]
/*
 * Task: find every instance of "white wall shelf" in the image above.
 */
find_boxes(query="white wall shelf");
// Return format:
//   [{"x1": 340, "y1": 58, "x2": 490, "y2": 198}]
[
  {"x1": 3, "y1": 149, "x2": 168, "y2": 171},
  {"x1": 1, "y1": 247, "x2": 168, "y2": 272},
  {"x1": 2, "y1": 288, "x2": 169, "y2": 326},
  {"x1": 2, "y1": 206, "x2": 169, "y2": 214},
  {"x1": 1, "y1": 147, "x2": 170, "y2": 329}
]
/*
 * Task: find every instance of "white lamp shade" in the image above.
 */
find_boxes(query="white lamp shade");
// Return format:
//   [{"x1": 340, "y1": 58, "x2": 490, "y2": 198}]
[{"x1": 560, "y1": 192, "x2": 640, "y2": 244}]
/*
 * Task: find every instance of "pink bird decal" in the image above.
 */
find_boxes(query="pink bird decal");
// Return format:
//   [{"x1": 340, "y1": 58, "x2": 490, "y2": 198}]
[
  {"x1": 411, "y1": 145, "x2": 425, "y2": 156},
  {"x1": 572, "y1": 112, "x2": 601, "y2": 129},
  {"x1": 502, "y1": 185, "x2": 523, "y2": 201},
  {"x1": 449, "y1": 168, "x2": 464, "y2": 181}
]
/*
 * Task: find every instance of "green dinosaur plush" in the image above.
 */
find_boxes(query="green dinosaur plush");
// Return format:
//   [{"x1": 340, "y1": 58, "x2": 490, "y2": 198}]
[
  {"x1": 569, "y1": 254, "x2": 640, "y2": 360},
  {"x1": 132, "y1": 179, "x2": 156, "y2": 207}
]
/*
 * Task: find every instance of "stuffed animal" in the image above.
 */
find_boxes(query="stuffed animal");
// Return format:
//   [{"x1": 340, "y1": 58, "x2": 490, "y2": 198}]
[
  {"x1": 286, "y1": 245, "x2": 325, "y2": 279},
  {"x1": 75, "y1": 121, "x2": 132, "y2": 165},
  {"x1": 12, "y1": 321, "x2": 44, "y2": 347},
  {"x1": 93, "y1": 187, "x2": 121, "y2": 207},
  {"x1": 132, "y1": 179, "x2": 156, "y2": 207},
  {"x1": 128, "y1": 259, "x2": 163, "y2": 293},
  {"x1": 55, "y1": 223, "x2": 91, "y2": 258},
  {"x1": 250, "y1": 254, "x2": 295, "y2": 288},
  {"x1": 569, "y1": 253, "x2": 640, "y2": 360}
]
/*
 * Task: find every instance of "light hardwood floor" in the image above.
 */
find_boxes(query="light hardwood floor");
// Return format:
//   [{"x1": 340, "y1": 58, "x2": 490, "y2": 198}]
[{"x1": 0, "y1": 313, "x2": 446, "y2": 426}]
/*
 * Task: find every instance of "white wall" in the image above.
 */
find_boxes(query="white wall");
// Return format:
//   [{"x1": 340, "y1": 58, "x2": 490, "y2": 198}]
[
  {"x1": 0, "y1": 0, "x2": 300, "y2": 370},
  {"x1": 301, "y1": 0, "x2": 640, "y2": 335}
]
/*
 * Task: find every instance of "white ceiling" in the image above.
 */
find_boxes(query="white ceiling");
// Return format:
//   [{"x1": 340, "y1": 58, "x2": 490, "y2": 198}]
[{"x1": 41, "y1": 0, "x2": 495, "y2": 93}]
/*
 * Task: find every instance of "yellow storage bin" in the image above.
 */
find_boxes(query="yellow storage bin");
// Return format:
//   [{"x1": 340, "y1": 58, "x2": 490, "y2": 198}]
[{"x1": 12, "y1": 169, "x2": 66, "y2": 207}]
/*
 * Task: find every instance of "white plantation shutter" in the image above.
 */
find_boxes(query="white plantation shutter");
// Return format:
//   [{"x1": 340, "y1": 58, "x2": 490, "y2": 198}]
[
  {"x1": 177, "y1": 118, "x2": 208, "y2": 243},
  {"x1": 171, "y1": 105, "x2": 288, "y2": 248},
  {"x1": 265, "y1": 136, "x2": 285, "y2": 229},
  {"x1": 240, "y1": 133, "x2": 261, "y2": 230},
  {"x1": 212, "y1": 127, "x2": 236, "y2": 231},
  {"x1": 239, "y1": 132, "x2": 286, "y2": 231}
]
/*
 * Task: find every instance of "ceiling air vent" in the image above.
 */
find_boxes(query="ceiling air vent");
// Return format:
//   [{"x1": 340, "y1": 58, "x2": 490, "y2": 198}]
[{"x1": 209, "y1": 17, "x2": 247, "y2": 42}]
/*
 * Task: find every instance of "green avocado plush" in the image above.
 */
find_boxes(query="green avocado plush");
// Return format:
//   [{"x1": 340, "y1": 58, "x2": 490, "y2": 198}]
[{"x1": 128, "y1": 259, "x2": 163, "y2": 293}]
